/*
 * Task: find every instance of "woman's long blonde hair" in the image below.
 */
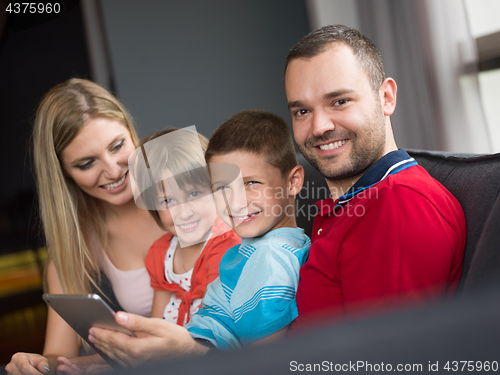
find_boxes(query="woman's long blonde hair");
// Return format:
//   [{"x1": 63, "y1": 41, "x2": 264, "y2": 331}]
[{"x1": 34, "y1": 78, "x2": 139, "y2": 295}]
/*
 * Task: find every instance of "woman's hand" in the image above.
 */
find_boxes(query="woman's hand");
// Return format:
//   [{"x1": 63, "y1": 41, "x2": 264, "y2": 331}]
[
  {"x1": 56, "y1": 356, "x2": 112, "y2": 375},
  {"x1": 88, "y1": 312, "x2": 208, "y2": 367},
  {"x1": 5, "y1": 353, "x2": 50, "y2": 375}
]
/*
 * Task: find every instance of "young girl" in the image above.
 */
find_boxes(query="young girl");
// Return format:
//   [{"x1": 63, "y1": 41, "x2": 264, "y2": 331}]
[{"x1": 129, "y1": 127, "x2": 240, "y2": 325}]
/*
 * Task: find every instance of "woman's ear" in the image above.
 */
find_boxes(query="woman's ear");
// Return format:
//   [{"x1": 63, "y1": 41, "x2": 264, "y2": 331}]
[
  {"x1": 60, "y1": 163, "x2": 71, "y2": 179},
  {"x1": 287, "y1": 165, "x2": 304, "y2": 197}
]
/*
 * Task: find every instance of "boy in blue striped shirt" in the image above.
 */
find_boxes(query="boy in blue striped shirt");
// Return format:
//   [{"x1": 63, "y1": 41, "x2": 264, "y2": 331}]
[{"x1": 185, "y1": 110, "x2": 310, "y2": 349}]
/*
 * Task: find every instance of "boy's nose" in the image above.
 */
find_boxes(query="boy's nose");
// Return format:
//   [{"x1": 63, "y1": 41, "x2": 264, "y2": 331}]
[{"x1": 229, "y1": 189, "x2": 248, "y2": 214}]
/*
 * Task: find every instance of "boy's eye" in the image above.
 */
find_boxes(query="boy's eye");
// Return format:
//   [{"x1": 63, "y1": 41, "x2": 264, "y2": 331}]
[
  {"x1": 111, "y1": 139, "x2": 125, "y2": 152},
  {"x1": 76, "y1": 160, "x2": 94, "y2": 170},
  {"x1": 246, "y1": 181, "x2": 259, "y2": 186}
]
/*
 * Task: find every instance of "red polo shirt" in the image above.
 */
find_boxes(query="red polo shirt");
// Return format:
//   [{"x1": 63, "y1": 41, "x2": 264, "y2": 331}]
[{"x1": 293, "y1": 150, "x2": 466, "y2": 330}]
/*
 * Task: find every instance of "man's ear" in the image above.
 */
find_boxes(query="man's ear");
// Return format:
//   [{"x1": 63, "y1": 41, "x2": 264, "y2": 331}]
[
  {"x1": 379, "y1": 77, "x2": 397, "y2": 116},
  {"x1": 287, "y1": 165, "x2": 304, "y2": 197}
]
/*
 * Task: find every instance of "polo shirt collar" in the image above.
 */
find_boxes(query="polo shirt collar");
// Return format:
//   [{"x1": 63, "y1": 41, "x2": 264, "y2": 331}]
[{"x1": 334, "y1": 149, "x2": 418, "y2": 209}]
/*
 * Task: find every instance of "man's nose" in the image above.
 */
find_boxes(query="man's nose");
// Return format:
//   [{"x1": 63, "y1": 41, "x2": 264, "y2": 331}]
[{"x1": 311, "y1": 110, "x2": 335, "y2": 138}]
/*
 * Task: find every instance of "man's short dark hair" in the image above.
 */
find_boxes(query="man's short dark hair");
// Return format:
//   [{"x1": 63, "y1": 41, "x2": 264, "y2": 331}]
[
  {"x1": 285, "y1": 24, "x2": 386, "y2": 92},
  {"x1": 205, "y1": 110, "x2": 298, "y2": 179}
]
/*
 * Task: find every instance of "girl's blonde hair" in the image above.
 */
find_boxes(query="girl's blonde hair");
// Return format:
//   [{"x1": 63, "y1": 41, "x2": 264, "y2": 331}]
[{"x1": 34, "y1": 78, "x2": 139, "y2": 295}]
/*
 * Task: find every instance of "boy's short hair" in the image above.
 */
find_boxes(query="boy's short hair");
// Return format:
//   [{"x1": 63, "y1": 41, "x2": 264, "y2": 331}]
[
  {"x1": 205, "y1": 110, "x2": 298, "y2": 178},
  {"x1": 137, "y1": 128, "x2": 209, "y2": 230}
]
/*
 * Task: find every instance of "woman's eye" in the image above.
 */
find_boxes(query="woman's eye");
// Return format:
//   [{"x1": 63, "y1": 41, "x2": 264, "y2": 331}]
[
  {"x1": 76, "y1": 161, "x2": 94, "y2": 170},
  {"x1": 112, "y1": 140, "x2": 125, "y2": 152}
]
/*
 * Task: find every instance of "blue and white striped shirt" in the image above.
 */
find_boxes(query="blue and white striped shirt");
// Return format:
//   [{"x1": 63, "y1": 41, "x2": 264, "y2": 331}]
[{"x1": 186, "y1": 227, "x2": 310, "y2": 349}]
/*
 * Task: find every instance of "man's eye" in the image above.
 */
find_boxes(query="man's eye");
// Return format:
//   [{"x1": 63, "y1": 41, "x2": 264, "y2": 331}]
[
  {"x1": 77, "y1": 161, "x2": 94, "y2": 170},
  {"x1": 112, "y1": 140, "x2": 125, "y2": 152},
  {"x1": 334, "y1": 99, "x2": 349, "y2": 106},
  {"x1": 294, "y1": 109, "x2": 309, "y2": 117}
]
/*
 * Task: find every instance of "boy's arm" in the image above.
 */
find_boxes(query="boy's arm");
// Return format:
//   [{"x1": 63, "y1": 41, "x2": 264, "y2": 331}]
[
  {"x1": 231, "y1": 240, "x2": 307, "y2": 346},
  {"x1": 187, "y1": 237, "x2": 308, "y2": 350},
  {"x1": 246, "y1": 326, "x2": 288, "y2": 347},
  {"x1": 186, "y1": 277, "x2": 240, "y2": 350},
  {"x1": 150, "y1": 290, "x2": 173, "y2": 318}
]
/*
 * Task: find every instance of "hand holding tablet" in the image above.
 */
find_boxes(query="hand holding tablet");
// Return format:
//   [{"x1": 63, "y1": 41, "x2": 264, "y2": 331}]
[{"x1": 43, "y1": 294, "x2": 136, "y2": 369}]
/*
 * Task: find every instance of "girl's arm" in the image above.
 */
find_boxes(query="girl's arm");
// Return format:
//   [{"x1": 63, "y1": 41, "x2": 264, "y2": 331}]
[{"x1": 150, "y1": 290, "x2": 173, "y2": 318}]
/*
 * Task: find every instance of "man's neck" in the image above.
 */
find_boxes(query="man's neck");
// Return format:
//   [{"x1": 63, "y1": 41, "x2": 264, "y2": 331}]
[
  {"x1": 326, "y1": 176, "x2": 360, "y2": 203},
  {"x1": 325, "y1": 144, "x2": 399, "y2": 202}
]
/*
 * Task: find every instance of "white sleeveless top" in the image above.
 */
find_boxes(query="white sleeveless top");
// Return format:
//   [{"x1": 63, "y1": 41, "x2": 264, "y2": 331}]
[
  {"x1": 162, "y1": 236, "x2": 203, "y2": 324},
  {"x1": 100, "y1": 251, "x2": 154, "y2": 317}
]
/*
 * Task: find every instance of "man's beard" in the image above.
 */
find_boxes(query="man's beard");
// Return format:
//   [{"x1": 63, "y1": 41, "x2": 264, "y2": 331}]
[{"x1": 298, "y1": 104, "x2": 387, "y2": 183}]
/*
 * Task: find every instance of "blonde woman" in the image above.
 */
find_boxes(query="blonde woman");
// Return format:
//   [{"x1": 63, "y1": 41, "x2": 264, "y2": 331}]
[{"x1": 6, "y1": 79, "x2": 164, "y2": 375}]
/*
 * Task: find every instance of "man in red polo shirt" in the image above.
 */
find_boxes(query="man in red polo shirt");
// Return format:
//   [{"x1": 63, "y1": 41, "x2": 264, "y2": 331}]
[{"x1": 284, "y1": 25, "x2": 466, "y2": 329}]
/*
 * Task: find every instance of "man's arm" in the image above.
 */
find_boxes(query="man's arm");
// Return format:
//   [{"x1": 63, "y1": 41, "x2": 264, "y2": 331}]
[{"x1": 88, "y1": 312, "x2": 208, "y2": 368}]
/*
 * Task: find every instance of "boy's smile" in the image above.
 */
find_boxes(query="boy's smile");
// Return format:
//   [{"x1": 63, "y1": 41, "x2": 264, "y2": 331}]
[
  {"x1": 230, "y1": 211, "x2": 262, "y2": 225},
  {"x1": 209, "y1": 151, "x2": 297, "y2": 238}
]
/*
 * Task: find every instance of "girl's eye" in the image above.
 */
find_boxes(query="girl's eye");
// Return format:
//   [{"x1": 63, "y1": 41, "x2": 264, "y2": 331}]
[
  {"x1": 190, "y1": 191, "x2": 201, "y2": 198},
  {"x1": 112, "y1": 139, "x2": 125, "y2": 152},
  {"x1": 163, "y1": 198, "x2": 175, "y2": 206},
  {"x1": 76, "y1": 161, "x2": 94, "y2": 170}
]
